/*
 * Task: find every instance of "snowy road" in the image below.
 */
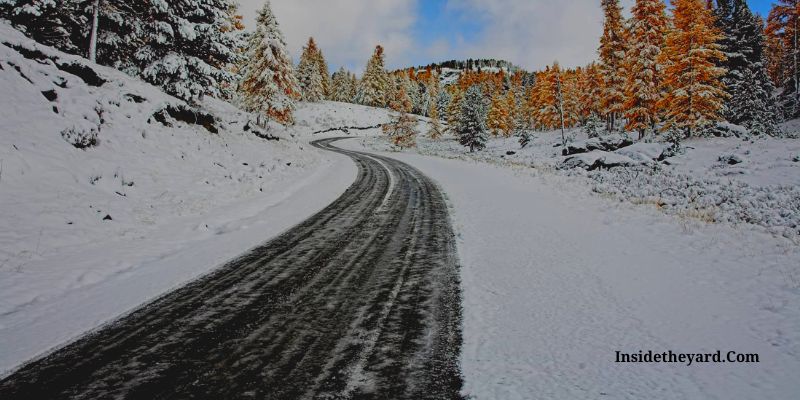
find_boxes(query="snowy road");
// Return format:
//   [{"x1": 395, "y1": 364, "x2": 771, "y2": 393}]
[{"x1": 0, "y1": 138, "x2": 463, "y2": 399}]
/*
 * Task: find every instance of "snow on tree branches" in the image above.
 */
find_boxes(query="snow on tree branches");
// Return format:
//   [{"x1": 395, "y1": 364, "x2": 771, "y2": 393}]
[
  {"x1": 239, "y1": 0, "x2": 300, "y2": 125},
  {"x1": 355, "y1": 45, "x2": 389, "y2": 108},
  {"x1": 658, "y1": 0, "x2": 728, "y2": 138}
]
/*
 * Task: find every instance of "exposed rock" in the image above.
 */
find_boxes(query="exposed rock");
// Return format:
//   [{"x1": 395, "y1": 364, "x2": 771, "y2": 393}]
[{"x1": 562, "y1": 134, "x2": 633, "y2": 156}]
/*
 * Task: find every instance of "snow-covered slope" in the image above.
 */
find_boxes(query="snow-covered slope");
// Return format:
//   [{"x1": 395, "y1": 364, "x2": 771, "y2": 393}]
[{"x1": 0, "y1": 23, "x2": 360, "y2": 374}]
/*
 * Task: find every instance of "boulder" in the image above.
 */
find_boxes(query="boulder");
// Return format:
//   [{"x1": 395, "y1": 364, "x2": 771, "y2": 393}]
[
  {"x1": 561, "y1": 151, "x2": 638, "y2": 171},
  {"x1": 562, "y1": 134, "x2": 633, "y2": 156},
  {"x1": 614, "y1": 142, "x2": 669, "y2": 164}
]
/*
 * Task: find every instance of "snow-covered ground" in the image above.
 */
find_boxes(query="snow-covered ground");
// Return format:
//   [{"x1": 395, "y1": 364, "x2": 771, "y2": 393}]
[
  {"x1": 0, "y1": 24, "x2": 360, "y2": 374},
  {"x1": 341, "y1": 139, "x2": 800, "y2": 399}
]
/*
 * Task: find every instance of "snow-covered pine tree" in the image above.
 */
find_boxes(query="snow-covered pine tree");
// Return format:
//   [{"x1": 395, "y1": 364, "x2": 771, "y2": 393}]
[
  {"x1": 355, "y1": 45, "x2": 390, "y2": 107},
  {"x1": 421, "y1": 71, "x2": 440, "y2": 118},
  {"x1": 402, "y1": 72, "x2": 423, "y2": 114},
  {"x1": 658, "y1": 0, "x2": 728, "y2": 138},
  {"x1": 599, "y1": 0, "x2": 627, "y2": 132},
  {"x1": 623, "y1": 0, "x2": 668, "y2": 139},
  {"x1": 316, "y1": 45, "x2": 332, "y2": 99},
  {"x1": 239, "y1": 0, "x2": 301, "y2": 125},
  {"x1": 331, "y1": 67, "x2": 355, "y2": 102},
  {"x1": 456, "y1": 85, "x2": 489, "y2": 152},
  {"x1": 0, "y1": 0, "x2": 81, "y2": 52},
  {"x1": 584, "y1": 112, "x2": 605, "y2": 138},
  {"x1": 136, "y1": 0, "x2": 242, "y2": 102},
  {"x1": 436, "y1": 88, "x2": 451, "y2": 122},
  {"x1": 767, "y1": 0, "x2": 800, "y2": 117},
  {"x1": 720, "y1": 0, "x2": 779, "y2": 135},
  {"x1": 296, "y1": 37, "x2": 325, "y2": 102}
]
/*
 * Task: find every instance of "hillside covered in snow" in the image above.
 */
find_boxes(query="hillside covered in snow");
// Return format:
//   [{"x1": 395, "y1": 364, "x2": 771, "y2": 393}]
[{"x1": 0, "y1": 22, "x2": 392, "y2": 373}]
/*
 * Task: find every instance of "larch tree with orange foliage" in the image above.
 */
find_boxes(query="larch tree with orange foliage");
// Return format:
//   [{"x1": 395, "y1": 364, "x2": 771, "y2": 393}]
[
  {"x1": 578, "y1": 62, "x2": 604, "y2": 124},
  {"x1": 383, "y1": 76, "x2": 418, "y2": 149},
  {"x1": 487, "y1": 89, "x2": 512, "y2": 137},
  {"x1": 658, "y1": 0, "x2": 728, "y2": 139},
  {"x1": 599, "y1": 0, "x2": 627, "y2": 132},
  {"x1": 239, "y1": 1, "x2": 300, "y2": 125},
  {"x1": 623, "y1": 0, "x2": 668, "y2": 139}
]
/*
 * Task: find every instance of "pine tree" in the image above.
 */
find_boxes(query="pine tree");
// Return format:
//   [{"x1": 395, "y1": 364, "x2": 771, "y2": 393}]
[
  {"x1": 767, "y1": 0, "x2": 800, "y2": 116},
  {"x1": 0, "y1": 0, "x2": 81, "y2": 52},
  {"x1": 316, "y1": 46, "x2": 332, "y2": 99},
  {"x1": 296, "y1": 37, "x2": 325, "y2": 102},
  {"x1": 331, "y1": 67, "x2": 355, "y2": 103},
  {"x1": 355, "y1": 45, "x2": 390, "y2": 107},
  {"x1": 457, "y1": 85, "x2": 489, "y2": 152},
  {"x1": 658, "y1": 0, "x2": 728, "y2": 138},
  {"x1": 436, "y1": 88, "x2": 451, "y2": 121},
  {"x1": 721, "y1": 0, "x2": 779, "y2": 135},
  {"x1": 599, "y1": 0, "x2": 627, "y2": 131},
  {"x1": 239, "y1": 0, "x2": 301, "y2": 125},
  {"x1": 623, "y1": 0, "x2": 668, "y2": 139}
]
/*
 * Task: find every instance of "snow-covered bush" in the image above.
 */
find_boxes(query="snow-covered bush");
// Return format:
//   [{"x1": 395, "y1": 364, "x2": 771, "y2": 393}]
[
  {"x1": 577, "y1": 165, "x2": 800, "y2": 239},
  {"x1": 61, "y1": 126, "x2": 98, "y2": 149}
]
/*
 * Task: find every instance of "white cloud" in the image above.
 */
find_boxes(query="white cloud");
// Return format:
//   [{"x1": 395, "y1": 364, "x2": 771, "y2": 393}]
[
  {"x1": 441, "y1": 0, "x2": 635, "y2": 70},
  {"x1": 235, "y1": 0, "x2": 636, "y2": 73},
  {"x1": 237, "y1": 0, "x2": 418, "y2": 72}
]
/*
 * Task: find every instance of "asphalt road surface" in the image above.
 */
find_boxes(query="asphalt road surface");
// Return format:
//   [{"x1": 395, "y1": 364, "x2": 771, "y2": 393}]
[{"x1": 0, "y1": 138, "x2": 463, "y2": 399}]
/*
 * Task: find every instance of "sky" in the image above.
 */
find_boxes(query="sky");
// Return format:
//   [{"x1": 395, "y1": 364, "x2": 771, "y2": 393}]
[{"x1": 237, "y1": 0, "x2": 775, "y2": 73}]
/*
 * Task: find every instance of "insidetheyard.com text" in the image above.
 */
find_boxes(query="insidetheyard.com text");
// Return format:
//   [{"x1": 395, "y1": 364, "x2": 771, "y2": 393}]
[{"x1": 615, "y1": 350, "x2": 759, "y2": 366}]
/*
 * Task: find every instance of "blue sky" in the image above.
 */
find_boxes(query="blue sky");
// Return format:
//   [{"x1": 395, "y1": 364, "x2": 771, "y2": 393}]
[{"x1": 239, "y1": 0, "x2": 779, "y2": 73}]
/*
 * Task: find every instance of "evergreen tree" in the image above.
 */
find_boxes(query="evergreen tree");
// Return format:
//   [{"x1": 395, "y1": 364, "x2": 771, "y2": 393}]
[
  {"x1": 599, "y1": 0, "x2": 627, "y2": 131},
  {"x1": 436, "y1": 88, "x2": 451, "y2": 120},
  {"x1": 0, "y1": 0, "x2": 81, "y2": 52},
  {"x1": 658, "y1": 0, "x2": 728, "y2": 138},
  {"x1": 331, "y1": 67, "x2": 355, "y2": 102},
  {"x1": 623, "y1": 0, "x2": 668, "y2": 139},
  {"x1": 584, "y1": 113, "x2": 605, "y2": 138},
  {"x1": 355, "y1": 45, "x2": 390, "y2": 107},
  {"x1": 767, "y1": 0, "x2": 800, "y2": 116},
  {"x1": 316, "y1": 46, "x2": 332, "y2": 99},
  {"x1": 457, "y1": 85, "x2": 489, "y2": 152},
  {"x1": 134, "y1": 0, "x2": 243, "y2": 102},
  {"x1": 296, "y1": 37, "x2": 325, "y2": 102},
  {"x1": 720, "y1": 0, "x2": 779, "y2": 135},
  {"x1": 239, "y1": 0, "x2": 300, "y2": 125}
]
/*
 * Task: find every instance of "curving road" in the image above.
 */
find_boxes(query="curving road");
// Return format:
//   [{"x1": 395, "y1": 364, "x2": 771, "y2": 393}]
[{"x1": 0, "y1": 138, "x2": 463, "y2": 399}]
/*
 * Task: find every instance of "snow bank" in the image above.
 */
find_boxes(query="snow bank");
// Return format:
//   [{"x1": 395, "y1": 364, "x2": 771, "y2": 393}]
[{"x1": 0, "y1": 23, "x2": 357, "y2": 374}]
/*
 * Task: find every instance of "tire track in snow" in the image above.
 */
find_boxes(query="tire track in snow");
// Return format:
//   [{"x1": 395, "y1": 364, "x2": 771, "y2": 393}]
[{"x1": 0, "y1": 138, "x2": 463, "y2": 400}]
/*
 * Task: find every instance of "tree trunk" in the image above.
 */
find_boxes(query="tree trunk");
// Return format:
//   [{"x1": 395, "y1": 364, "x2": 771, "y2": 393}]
[{"x1": 89, "y1": 0, "x2": 100, "y2": 63}]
